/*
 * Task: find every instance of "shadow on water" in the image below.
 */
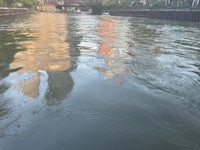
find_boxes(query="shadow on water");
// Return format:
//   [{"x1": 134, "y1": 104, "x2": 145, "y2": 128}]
[
  {"x1": 0, "y1": 101, "x2": 11, "y2": 120},
  {"x1": 66, "y1": 15, "x2": 82, "y2": 56},
  {"x1": 0, "y1": 19, "x2": 32, "y2": 78},
  {"x1": 45, "y1": 70, "x2": 74, "y2": 106},
  {"x1": 0, "y1": 15, "x2": 34, "y2": 118}
]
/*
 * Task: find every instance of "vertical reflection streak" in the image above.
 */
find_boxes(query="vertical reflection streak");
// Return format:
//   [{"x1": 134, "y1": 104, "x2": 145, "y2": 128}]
[{"x1": 98, "y1": 17, "x2": 130, "y2": 80}]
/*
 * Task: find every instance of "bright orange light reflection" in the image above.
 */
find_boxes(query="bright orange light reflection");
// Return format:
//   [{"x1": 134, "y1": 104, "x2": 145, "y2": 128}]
[
  {"x1": 99, "y1": 17, "x2": 116, "y2": 56},
  {"x1": 98, "y1": 16, "x2": 129, "y2": 82}
]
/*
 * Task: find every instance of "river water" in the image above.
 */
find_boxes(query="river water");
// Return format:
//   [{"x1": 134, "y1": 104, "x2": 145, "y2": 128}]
[{"x1": 0, "y1": 12, "x2": 200, "y2": 150}]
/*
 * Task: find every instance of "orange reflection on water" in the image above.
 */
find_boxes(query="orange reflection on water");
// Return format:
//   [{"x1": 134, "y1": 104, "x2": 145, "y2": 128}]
[
  {"x1": 98, "y1": 16, "x2": 127, "y2": 81},
  {"x1": 10, "y1": 13, "x2": 71, "y2": 98},
  {"x1": 99, "y1": 17, "x2": 116, "y2": 56},
  {"x1": 12, "y1": 13, "x2": 71, "y2": 73}
]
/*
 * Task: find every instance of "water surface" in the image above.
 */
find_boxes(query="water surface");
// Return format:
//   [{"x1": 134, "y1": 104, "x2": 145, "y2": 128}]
[{"x1": 0, "y1": 13, "x2": 200, "y2": 150}]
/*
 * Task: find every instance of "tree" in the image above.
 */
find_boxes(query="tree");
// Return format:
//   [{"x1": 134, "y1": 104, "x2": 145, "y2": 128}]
[
  {"x1": 19, "y1": 0, "x2": 39, "y2": 7},
  {"x1": 6, "y1": 0, "x2": 16, "y2": 6},
  {"x1": 0, "y1": 0, "x2": 6, "y2": 6},
  {"x1": 84, "y1": 0, "x2": 103, "y2": 14}
]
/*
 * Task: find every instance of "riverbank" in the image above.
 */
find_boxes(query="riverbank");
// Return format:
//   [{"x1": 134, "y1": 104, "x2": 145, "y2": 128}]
[
  {"x1": 110, "y1": 10, "x2": 200, "y2": 22},
  {"x1": 0, "y1": 7, "x2": 30, "y2": 16}
]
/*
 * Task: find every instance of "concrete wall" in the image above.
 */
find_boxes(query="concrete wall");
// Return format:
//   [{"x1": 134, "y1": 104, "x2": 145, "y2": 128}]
[{"x1": 110, "y1": 10, "x2": 200, "y2": 22}]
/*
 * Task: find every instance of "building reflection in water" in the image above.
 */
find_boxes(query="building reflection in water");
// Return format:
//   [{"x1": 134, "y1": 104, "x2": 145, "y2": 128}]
[
  {"x1": 9, "y1": 13, "x2": 75, "y2": 104},
  {"x1": 99, "y1": 17, "x2": 116, "y2": 56},
  {"x1": 98, "y1": 16, "x2": 130, "y2": 80}
]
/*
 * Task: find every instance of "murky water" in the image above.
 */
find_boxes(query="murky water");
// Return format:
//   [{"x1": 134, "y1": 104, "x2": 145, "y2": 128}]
[{"x1": 0, "y1": 13, "x2": 200, "y2": 150}]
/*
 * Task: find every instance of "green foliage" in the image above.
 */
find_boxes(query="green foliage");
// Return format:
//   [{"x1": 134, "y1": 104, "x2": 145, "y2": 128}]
[
  {"x1": 84, "y1": 0, "x2": 102, "y2": 6},
  {"x1": 7, "y1": 0, "x2": 16, "y2": 6},
  {"x1": 0, "y1": 0, "x2": 39, "y2": 7},
  {"x1": 0, "y1": 0, "x2": 16, "y2": 6},
  {"x1": 102, "y1": 0, "x2": 117, "y2": 6},
  {"x1": 19, "y1": 0, "x2": 39, "y2": 7},
  {"x1": 84, "y1": 0, "x2": 103, "y2": 14},
  {"x1": 0, "y1": 0, "x2": 5, "y2": 6}
]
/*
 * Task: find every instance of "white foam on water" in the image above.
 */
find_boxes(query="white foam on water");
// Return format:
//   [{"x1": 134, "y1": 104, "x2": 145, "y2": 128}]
[{"x1": 0, "y1": 70, "x2": 49, "y2": 137}]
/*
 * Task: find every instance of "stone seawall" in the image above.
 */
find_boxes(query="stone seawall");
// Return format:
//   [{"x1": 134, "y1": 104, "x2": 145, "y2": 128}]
[
  {"x1": 0, "y1": 8, "x2": 30, "y2": 16},
  {"x1": 110, "y1": 10, "x2": 200, "y2": 22}
]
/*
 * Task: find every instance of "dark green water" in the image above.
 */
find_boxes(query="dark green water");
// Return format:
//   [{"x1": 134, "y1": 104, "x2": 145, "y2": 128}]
[{"x1": 0, "y1": 13, "x2": 200, "y2": 150}]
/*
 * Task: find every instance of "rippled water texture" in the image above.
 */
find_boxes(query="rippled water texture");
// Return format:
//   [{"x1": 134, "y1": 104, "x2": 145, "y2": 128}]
[{"x1": 0, "y1": 13, "x2": 200, "y2": 150}]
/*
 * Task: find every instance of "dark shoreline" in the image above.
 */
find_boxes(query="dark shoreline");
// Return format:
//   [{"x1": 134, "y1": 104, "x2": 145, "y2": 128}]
[
  {"x1": 0, "y1": 8, "x2": 30, "y2": 16},
  {"x1": 110, "y1": 10, "x2": 200, "y2": 22}
]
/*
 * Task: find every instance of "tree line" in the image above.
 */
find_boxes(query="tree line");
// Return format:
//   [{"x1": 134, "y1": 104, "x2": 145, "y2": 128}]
[{"x1": 0, "y1": 0, "x2": 39, "y2": 7}]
